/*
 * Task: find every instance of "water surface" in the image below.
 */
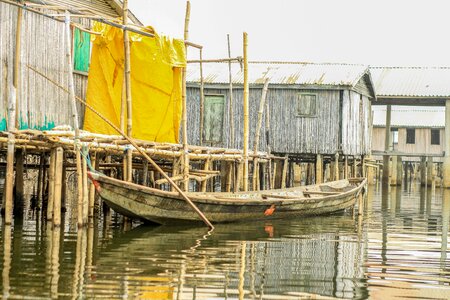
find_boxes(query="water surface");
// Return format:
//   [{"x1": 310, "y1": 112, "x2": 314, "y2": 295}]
[{"x1": 0, "y1": 183, "x2": 449, "y2": 299}]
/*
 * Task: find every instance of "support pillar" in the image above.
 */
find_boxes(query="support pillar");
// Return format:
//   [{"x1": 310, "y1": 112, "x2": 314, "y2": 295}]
[
  {"x1": 334, "y1": 153, "x2": 339, "y2": 181},
  {"x1": 427, "y1": 157, "x2": 433, "y2": 187},
  {"x1": 444, "y1": 99, "x2": 450, "y2": 187},
  {"x1": 382, "y1": 105, "x2": 392, "y2": 184},
  {"x1": 420, "y1": 156, "x2": 427, "y2": 186},
  {"x1": 14, "y1": 149, "x2": 24, "y2": 215},
  {"x1": 390, "y1": 156, "x2": 397, "y2": 186},
  {"x1": 396, "y1": 156, "x2": 402, "y2": 186},
  {"x1": 315, "y1": 154, "x2": 323, "y2": 184}
]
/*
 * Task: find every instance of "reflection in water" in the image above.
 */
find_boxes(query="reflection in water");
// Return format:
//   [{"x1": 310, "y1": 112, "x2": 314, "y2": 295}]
[{"x1": 0, "y1": 183, "x2": 449, "y2": 299}]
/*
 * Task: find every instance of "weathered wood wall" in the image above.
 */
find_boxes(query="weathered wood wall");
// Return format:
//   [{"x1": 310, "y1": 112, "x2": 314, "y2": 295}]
[
  {"x1": 0, "y1": 3, "x2": 87, "y2": 131},
  {"x1": 341, "y1": 90, "x2": 371, "y2": 155},
  {"x1": 372, "y1": 127, "x2": 444, "y2": 154},
  {"x1": 187, "y1": 84, "x2": 372, "y2": 156}
]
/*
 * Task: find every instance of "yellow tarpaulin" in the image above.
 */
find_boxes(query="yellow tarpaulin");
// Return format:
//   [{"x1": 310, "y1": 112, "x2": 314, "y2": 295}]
[{"x1": 83, "y1": 22, "x2": 186, "y2": 143}]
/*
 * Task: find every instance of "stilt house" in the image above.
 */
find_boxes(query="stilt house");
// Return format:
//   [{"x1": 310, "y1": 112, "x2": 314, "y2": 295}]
[
  {"x1": 0, "y1": 0, "x2": 141, "y2": 131},
  {"x1": 186, "y1": 61, "x2": 376, "y2": 163}
]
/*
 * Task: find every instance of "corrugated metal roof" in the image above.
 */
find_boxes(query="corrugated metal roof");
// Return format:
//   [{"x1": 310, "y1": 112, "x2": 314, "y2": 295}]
[
  {"x1": 371, "y1": 67, "x2": 450, "y2": 98},
  {"x1": 372, "y1": 106, "x2": 445, "y2": 127},
  {"x1": 187, "y1": 61, "x2": 369, "y2": 87}
]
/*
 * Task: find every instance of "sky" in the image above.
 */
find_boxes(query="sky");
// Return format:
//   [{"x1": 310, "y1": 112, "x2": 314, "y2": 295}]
[{"x1": 129, "y1": 0, "x2": 450, "y2": 66}]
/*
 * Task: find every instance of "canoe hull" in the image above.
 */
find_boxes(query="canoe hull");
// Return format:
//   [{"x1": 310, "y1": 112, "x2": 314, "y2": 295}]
[{"x1": 92, "y1": 174, "x2": 366, "y2": 224}]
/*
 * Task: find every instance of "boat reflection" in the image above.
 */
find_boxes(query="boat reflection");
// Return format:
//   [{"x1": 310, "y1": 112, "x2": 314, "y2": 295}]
[{"x1": 93, "y1": 214, "x2": 364, "y2": 299}]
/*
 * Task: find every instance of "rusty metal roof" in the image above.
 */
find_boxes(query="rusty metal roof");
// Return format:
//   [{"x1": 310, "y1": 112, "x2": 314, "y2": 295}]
[
  {"x1": 371, "y1": 67, "x2": 450, "y2": 98},
  {"x1": 187, "y1": 61, "x2": 370, "y2": 87}
]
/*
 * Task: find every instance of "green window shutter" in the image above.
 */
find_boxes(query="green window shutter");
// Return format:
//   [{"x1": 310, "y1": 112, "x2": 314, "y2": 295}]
[{"x1": 73, "y1": 28, "x2": 90, "y2": 72}]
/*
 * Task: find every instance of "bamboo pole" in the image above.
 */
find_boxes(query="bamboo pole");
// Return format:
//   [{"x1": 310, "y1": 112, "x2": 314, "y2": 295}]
[
  {"x1": 265, "y1": 99, "x2": 272, "y2": 190},
  {"x1": 188, "y1": 57, "x2": 241, "y2": 63},
  {"x1": 199, "y1": 48, "x2": 205, "y2": 145},
  {"x1": 64, "y1": 11, "x2": 84, "y2": 227},
  {"x1": 201, "y1": 158, "x2": 211, "y2": 192},
  {"x1": 120, "y1": 76, "x2": 126, "y2": 131},
  {"x1": 47, "y1": 148, "x2": 56, "y2": 221},
  {"x1": 142, "y1": 160, "x2": 149, "y2": 186},
  {"x1": 37, "y1": 153, "x2": 44, "y2": 209},
  {"x1": 123, "y1": 0, "x2": 133, "y2": 188},
  {"x1": 14, "y1": 1, "x2": 23, "y2": 128},
  {"x1": 227, "y1": 34, "x2": 234, "y2": 148},
  {"x1": 82, "y1": 157, "x2": 89, "y2": 224},
  {"x1": 181, "y1": 1, "x2": 191, "y2": 191},
  {"x1": 88, "y1": 152, "x2": 97, "y2": 218},
  {"x1": 53, "y1": 147, "x2": 64, "y2": 226},
  {"x1": 243, "y1": 32, "x2": 249, "y2": 192}
]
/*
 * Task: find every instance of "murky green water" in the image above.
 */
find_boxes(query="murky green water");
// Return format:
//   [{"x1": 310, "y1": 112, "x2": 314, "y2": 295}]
[{"x1": 0, "y1": 183, "x2": 449, "y2": 299}]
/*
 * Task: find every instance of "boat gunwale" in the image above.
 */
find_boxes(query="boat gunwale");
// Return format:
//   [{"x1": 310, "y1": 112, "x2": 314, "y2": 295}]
[{"x1": 91, "y1": 172, "x2": 367, "y2": 206}]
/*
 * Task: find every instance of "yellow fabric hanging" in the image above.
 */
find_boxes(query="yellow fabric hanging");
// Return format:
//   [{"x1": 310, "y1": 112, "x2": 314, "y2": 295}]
[{"x1": 83, "y1": 22, "x2": 186, "y2": 143}]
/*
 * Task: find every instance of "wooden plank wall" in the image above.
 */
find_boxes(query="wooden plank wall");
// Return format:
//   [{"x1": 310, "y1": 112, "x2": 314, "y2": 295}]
[
  {"x1": 187, "y1": 85, "x2": 344, "y2": 155},
  {"x1": 0, "y1": 3, "x2": 86, "y2": 131},
  {"x1": 341, "y1": 90, "x2": 371, "y2": 155},
  {"x1": 372, "y1": 127, "x2": 445, "y2": 155}
]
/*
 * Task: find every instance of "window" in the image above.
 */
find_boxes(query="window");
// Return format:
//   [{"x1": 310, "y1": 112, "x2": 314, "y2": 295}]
[
  {"x1": 297, "y1": 93, "x2": 316, "y2": 116},
  {"x1": 204, "y1": 95, "x2": 225, "y2": 144},
  {"x1": 406, "y1": 128, "x2": 415, "y2": 144},
  {"x1": 431, "y1": 129, "x2": 440, "y2": 145},
  {"x1": 73, "y1": 28, "x2": 91, "y2": 72}
]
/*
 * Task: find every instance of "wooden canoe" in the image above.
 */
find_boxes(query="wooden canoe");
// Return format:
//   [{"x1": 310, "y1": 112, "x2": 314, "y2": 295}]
[{"x1": 89, "y1": 172, "x2": 367, "y2": 225}]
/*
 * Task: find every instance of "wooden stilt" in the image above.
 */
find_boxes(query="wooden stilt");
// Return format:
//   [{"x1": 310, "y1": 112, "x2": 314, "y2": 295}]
[
  {"x1": 14, "y1": 149, "x2": 24, "y2": 215},
  {"x1": 420, "y1": 156, "x2": 426, "y2": 186},
  {"x1": 226, "y1": 162, "x2": 233, "y2": 192},
  {"x1": 201, "y1": 158, "x2": 211, "y2": 192},
  {"x1": 36, "y1": 153, "x2": 44, "y2": 210},
  {"x1": 47, "y1": 148, "x2": 56, "y2": 221},
  {"x1": 334, "y1": 153, "x2": 339, "y2": 181},
  {"x1": 344, "y1": 155, "x2": 348, "y2": 179},
  {"x1": 53, "y1": 147, "x2": 63, "y2": 227},
  {"x1": 142, "y1": 160, "x2": 149, "y2": 186},
  {"x1": 353, "y1": 156, "x2": 358, "y2": 178},
  {"x1": 82, "y1": 157, "x2": 89, "y2": 225},
  {"x1": 76, "y1": 151, "x2": 83, "y2": 227},
  {"x1": 427, "y1": 157, "x2": 433, "y2": 187},
  {"x1": 88, "y1": 152, "x2": 97, "y2": 218},
  {"x1": 235, "y1": 161, "x2": 243, "y2": 192},
  {"x1": 316, "y1": 154, "x2": 323, "y2": 184},
  {"x1": 61, "y1": 163, "x2": 67, "y2": 212},
  {"x1": 281, "y1": 156, "x2": 288, "y2": 189}
]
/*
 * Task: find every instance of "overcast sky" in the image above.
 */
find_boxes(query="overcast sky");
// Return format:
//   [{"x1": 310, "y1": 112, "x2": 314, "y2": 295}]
[{"x1": 129, "y1": 0, "x2": 450, "y2": 66}]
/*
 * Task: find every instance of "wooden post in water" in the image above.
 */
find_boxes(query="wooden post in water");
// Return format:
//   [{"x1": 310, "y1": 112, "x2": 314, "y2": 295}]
[
  {"x1": 344, "y1": 155, "x2": 348, "y2": 179},
  {"x1": 427, "y1": 157, "x2": 433, "y2": 187},
  {"x1": 88, "y1": 152, "x2": 97, "y2": 218},
  {"x1": 64, "y1": 12, "x2": 82, "y2": 227},
  {"x1": 47, "y1": 148, "x2": 56, "y2": 221},
  {"x1": 420, "y1": 156, "x2": 427, "y2": 186},
  {"x1": 142, "y1": 160, "x2": 149, "y2": 186},
  {"x1": 14, "y1": 149, "x2": 24, "y2": 215},
  {"x1": 353, "y1": 156, "x2": 358, "y2": 178},
  {"x1": 382, "y1": 105, "x2": 392, "y2": 184},
  {"x1": 181, "y1": 1, "x2": 191, "y2": 191},
  {"x1": 37, "y1": 153, "x2": 44, "y2": 209},
  {"x1": 443, "y1": 100, "x2": 450, "y2": 187},
  {"x1": 316, "y1": 154, "x2": 323, "y2": 184},
  {"x1": 396, "y1": 155, "x2": 402, "y2": 186},
  {"x1": 281, "y1": 156, "x2": 288, "y2": 189},
  {"x1": 242, "y1": 32, "x2": 249, "y2": 191},
  {"x1": 334, "y1": 153, "x2": 339, "y2": 181},
  {"x1": 390, "y1": 155, "x2": 397, "y2": 186},
  {"x1": 53, "y1": 147, "x2": 64, "y2": 226}
]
